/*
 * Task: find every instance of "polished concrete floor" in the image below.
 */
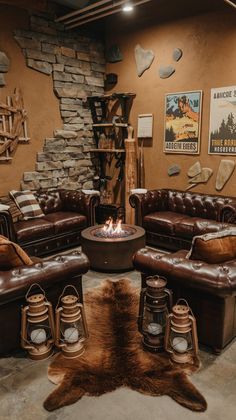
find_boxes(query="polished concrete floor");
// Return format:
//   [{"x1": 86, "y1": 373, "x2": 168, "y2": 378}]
[{"x1": 0, "y1": 268, "x2": 236, "y2": 420}]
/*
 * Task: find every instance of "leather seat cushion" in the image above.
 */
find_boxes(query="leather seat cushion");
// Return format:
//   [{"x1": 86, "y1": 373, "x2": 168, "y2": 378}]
[
  {"x1": 143, "y1": 211, "x2": 231, "y2": 239},
  {"x1": 44, "y1": 212, "x2": 87, "y2": 234},
  {"x1": 144, "y1": 212, "x2": 178, "y2": 234},
  {"x1": 143, "y1": 212, "x2": 195, "y2": 236},
  {"x1": 15, "y1": 218, "x2": 54, "y2": 243},
  {"x1": 193, "y1": 220, "x2": 231, "y2": 236}
]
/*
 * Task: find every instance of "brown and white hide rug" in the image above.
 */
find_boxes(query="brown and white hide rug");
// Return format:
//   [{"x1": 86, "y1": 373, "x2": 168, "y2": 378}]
[{"x1": 44, "y1": 279, "x2": 207, "y2": 412}]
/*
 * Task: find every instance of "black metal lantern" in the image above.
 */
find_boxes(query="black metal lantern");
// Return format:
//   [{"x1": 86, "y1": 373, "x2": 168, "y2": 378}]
[{"x1": 138, "y1": 275, "x2": 172, "y2": 352}]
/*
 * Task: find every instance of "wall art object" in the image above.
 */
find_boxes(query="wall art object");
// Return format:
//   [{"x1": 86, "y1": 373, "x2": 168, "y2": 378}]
[
  {"x1": 159, "y1": 65, "x2": 175, "y2": 79},
  {"x1": 187, "y1": 161, "x2": 201, "y2": 178},
  {"x1": 188, "y1": 167, "x2": 213, "y2": 184},
  {"x1": 0, "y1": 51, "x2": 10, "y2": 87},
  {"x1": 208, "y1": 85, "x2": 236, "y2": 154},
  {"x1": 134, "y1": 44, "x2": 155, "y2": 77},
  {"x1": 0, "y1": 88, "x2": 29, "y2": 162},
  {"x1": 106, "y1": 44, "x2": 123, "y2": 63},
  {"x1": 168, "y1": 164, "x2": 181, "y2": 176},
  {"x1": 215, "y1": 159, "x2": 235, "y2": 191},
  {"x1": 164, "y1": 90, "x2": 202, "y2": 154},
  {"x1": 173, "y1": 48, "x2": 183, "y2": 62},
  {"x1": 137, "y1": 114, "x2": 153, "y2": 138}
]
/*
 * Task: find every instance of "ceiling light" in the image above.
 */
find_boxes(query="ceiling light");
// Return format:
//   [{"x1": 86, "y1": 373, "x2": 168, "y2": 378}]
[{"x1": 122, "y1": 2, "x2": 134, "y2": 12}]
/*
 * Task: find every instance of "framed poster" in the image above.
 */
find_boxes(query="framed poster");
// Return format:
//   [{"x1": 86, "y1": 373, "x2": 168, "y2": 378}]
[
  {"x1": 164, "y1": 90, "x2": 202, "y2": 154},
  {"x1": 208, "y1": 85, "x2": 236, "y2": 154}
]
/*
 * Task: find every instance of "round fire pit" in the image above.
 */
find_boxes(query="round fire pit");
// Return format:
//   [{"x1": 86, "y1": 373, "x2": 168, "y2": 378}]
[{"x1": 81, "y1": 224, "x2": 145, "y2": 272}]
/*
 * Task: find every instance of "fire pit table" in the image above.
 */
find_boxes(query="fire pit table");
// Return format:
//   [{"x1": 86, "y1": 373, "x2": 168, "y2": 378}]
[{"x1": 81, "y1": 222, "x2": 145, "y2": 272}]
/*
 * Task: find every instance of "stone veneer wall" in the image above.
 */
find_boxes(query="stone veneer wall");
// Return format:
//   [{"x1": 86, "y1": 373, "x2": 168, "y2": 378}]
[{"x1": 14, "y1": 13, "x2": 105, "y2": 191}]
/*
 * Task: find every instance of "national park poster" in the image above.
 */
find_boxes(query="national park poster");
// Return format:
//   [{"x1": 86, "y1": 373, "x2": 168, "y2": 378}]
[
  {"x1": 208, "y1": 85, "x2": 236, "y2": 154},
  {"x1": 164, "y1": 90, "x2": 202, "y2": 154}
]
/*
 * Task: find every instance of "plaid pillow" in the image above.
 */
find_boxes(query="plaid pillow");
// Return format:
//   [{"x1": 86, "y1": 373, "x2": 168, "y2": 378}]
[
  {"x1": 0, "y1": 195, "x2": 23, "y2": 222},
  {"x1": 9, "y1": 190, "x2": 44, "y2": 220}
]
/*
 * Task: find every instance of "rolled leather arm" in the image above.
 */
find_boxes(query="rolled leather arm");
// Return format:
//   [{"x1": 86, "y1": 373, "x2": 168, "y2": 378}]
[
  {"x1": 0, "y1": 251, "x2": 90, "y2": 305},
  {"x1": 0, "y1": 210, "x2": 17, "y2": 241},
  {"x1": 60, "y1": 190, "x2": 100, "y2": 226},
  {"x1": 129, "y1": 189, "x2": 168, "y2": 226},
  {"x1": 220, "y1": 203, "x2": 236, "y2": 224}
]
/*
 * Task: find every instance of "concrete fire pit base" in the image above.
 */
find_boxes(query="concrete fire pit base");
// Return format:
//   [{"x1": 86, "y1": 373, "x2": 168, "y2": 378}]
[{"x1": 81, "y1": 225, "x2": 145, "y2": 272}]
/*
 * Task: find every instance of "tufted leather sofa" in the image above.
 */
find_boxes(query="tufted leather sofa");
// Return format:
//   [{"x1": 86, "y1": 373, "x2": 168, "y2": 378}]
[
  {"x1": 0, "y1": 189, "x2": 100, "y2": 257},
  {"x1": 0, "y1": 250, "x2": 89, "y2": 355},
  {"x1": 130, "y1": 189, "x2": 236, "y2": 251},
  {"x1": 133, "y1": 247, "x2": 236, "y2": 353}
]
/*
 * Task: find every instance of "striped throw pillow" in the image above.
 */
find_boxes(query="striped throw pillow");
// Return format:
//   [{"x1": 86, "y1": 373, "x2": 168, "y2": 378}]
[{"x1": 9, "y1": 190, "x2": 44, "y2": 220}]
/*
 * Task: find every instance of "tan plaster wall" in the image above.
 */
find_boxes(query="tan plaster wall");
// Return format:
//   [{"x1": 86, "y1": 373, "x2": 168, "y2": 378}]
[
  {"x1": 0, "y1": 5, "x2": 61, "y2": 195},
  {"x1": 106, "y1": 10, "x2": 236, "y2": 197}
]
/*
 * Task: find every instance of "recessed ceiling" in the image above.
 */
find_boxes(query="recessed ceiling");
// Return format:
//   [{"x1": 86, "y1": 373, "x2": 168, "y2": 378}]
[
  {"x1": 53, "y1": 0, "x2": 235, "y2": 31},
  {"x1": 55, "y1": 1, "x2": 154, "y2": 28}
]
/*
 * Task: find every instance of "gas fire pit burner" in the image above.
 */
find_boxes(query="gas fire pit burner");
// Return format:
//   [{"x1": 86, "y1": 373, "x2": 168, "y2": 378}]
[
  {"x1": 81, "y1": 223, "x2": 145, "y2": 272},
  {"x1": 93, "y1": 225, "x2": 136, "y2": 239}
]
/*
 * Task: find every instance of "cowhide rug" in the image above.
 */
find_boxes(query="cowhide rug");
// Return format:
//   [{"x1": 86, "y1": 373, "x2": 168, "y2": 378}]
[{"x1": 44, "y1": 279, "x2": 207, "y2": 412}]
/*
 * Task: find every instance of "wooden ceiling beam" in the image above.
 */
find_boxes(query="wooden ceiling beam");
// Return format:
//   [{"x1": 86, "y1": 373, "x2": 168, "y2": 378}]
[
  {"x1": 224, "y1": 0, "x2": 236, "y2": 9},
  {"x1": 56, "y1": 0, "x2": 112, "y2": 22},
  {"x1": 66, "y1": 0, "x2": 153, "y2": 28}
]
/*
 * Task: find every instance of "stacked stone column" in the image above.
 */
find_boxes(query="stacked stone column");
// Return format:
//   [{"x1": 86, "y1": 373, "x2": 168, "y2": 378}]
[{"x1": 14, "y1": 12, "x2": 105, "y2": 191}]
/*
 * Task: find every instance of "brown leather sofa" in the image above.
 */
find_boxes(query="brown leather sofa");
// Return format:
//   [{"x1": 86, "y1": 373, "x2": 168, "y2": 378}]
[
  {"x1": 133, "y1": 247, "x2": 236, "y2": 353},
  {"x1": 0, "y1": 189, "x2": 99, "y2": 257},
  {"x1": 130, "y1": 189, "x2": 236, "y2": 251},
  {"x1": 0, "y1": 250, "x2": 89, "y2": 355}
]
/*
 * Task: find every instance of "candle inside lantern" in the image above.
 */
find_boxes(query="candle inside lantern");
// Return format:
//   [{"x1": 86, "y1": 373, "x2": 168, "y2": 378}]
[
  {"x1": 172, "y1": 337, "x2": 188, "y2": 353},
  {"x1": 64, "y1": 327, "x2": 79, "y2": 343},
  {"x1": 30, "y1": 328, "x2": 47, "y2": 344},
  {"x1": 147, "y1": 322, "x2": 163, "y2": 335}
]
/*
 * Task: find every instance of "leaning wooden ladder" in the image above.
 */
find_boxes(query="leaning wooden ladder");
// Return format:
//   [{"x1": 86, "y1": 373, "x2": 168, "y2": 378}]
[{"x1": 0, "y1": 88, "x2": 29, "y2": 162}]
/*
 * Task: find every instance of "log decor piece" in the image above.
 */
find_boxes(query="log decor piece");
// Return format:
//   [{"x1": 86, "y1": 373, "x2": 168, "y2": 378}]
[
  {"x1": 0, "y1": 88, "x2": 29, "y2": 162},
  {"x1": 125, "y1": 126, "x2": 138, "y2": 224}
]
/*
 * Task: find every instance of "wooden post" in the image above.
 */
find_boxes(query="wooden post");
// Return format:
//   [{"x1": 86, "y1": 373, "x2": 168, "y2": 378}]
[{"x1": 125, "y1": 126, "x2": 137, "y2": 224}]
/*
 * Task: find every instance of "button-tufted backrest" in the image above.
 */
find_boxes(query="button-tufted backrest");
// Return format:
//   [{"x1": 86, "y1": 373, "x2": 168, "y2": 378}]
[
  {"x1": 166, "y1": 190, "x2": 233, "y2": 221},
  {"x1": 141, "y1": 189, "x2": 169, "y2": 216},
  {"x1": 35, "y1": 190, "x2": 63, "y2": 214}
]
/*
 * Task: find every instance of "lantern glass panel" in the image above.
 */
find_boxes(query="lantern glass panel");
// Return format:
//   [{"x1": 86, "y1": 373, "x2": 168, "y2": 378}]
[
  {"x1": 60, "y1": 318, "x2": 85, "y2": 344},
  {"x1": 170, "y1": 330, "x2": 193, "y2": 353},
  {"x1": 143, "y1": 308, "x2": 168, "y2": 335},
  {"x1": 27, "y1": 320, "x2": 52, "y2": 345}
]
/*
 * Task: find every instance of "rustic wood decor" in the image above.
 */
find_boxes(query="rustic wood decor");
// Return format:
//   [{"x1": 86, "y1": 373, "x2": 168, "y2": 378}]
[
  {"x1": 125, "y1": 126, "x2": 138, "y2": 224},
  {"x1": 0, "y1": 88, "x2": 29, "y2": 162}
]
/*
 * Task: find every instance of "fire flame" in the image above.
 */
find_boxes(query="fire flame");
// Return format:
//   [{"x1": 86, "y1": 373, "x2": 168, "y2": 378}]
[{"x1": 103, "y1": 218, "x2": 123, "y2": 235}]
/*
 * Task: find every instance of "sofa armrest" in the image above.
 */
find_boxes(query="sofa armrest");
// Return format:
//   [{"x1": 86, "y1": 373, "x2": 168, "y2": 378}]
[
  {"x1": 221, "y1": 203, "x2": 236, "y2": 224},
  {"x1": 59, "y1": 189, "x2": 100, "y2": 226},
  {"x1": 0, "y1": 209, "x2": 17, "y2": 241},
  {"x1": 0, "y1": 251, "x2": 90, "y2": 305},
  {"x1": 129, "y1": 189, "x2": 168, "y2": 226}
]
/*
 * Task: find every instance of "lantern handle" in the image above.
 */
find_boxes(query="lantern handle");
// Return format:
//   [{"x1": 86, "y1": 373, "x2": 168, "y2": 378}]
[
  {"x1": 175, "y1": 298, "x2": 190, "y2": 308},
  {"x1": 56, "y1": 284, "x2": 80, "y2": 310},
  {"x1": 25, "y1": 283, "x2": 46, "y2": 300},
  {"x1": 146, "y1": 275, "x2": 167, "y2": 283}
]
